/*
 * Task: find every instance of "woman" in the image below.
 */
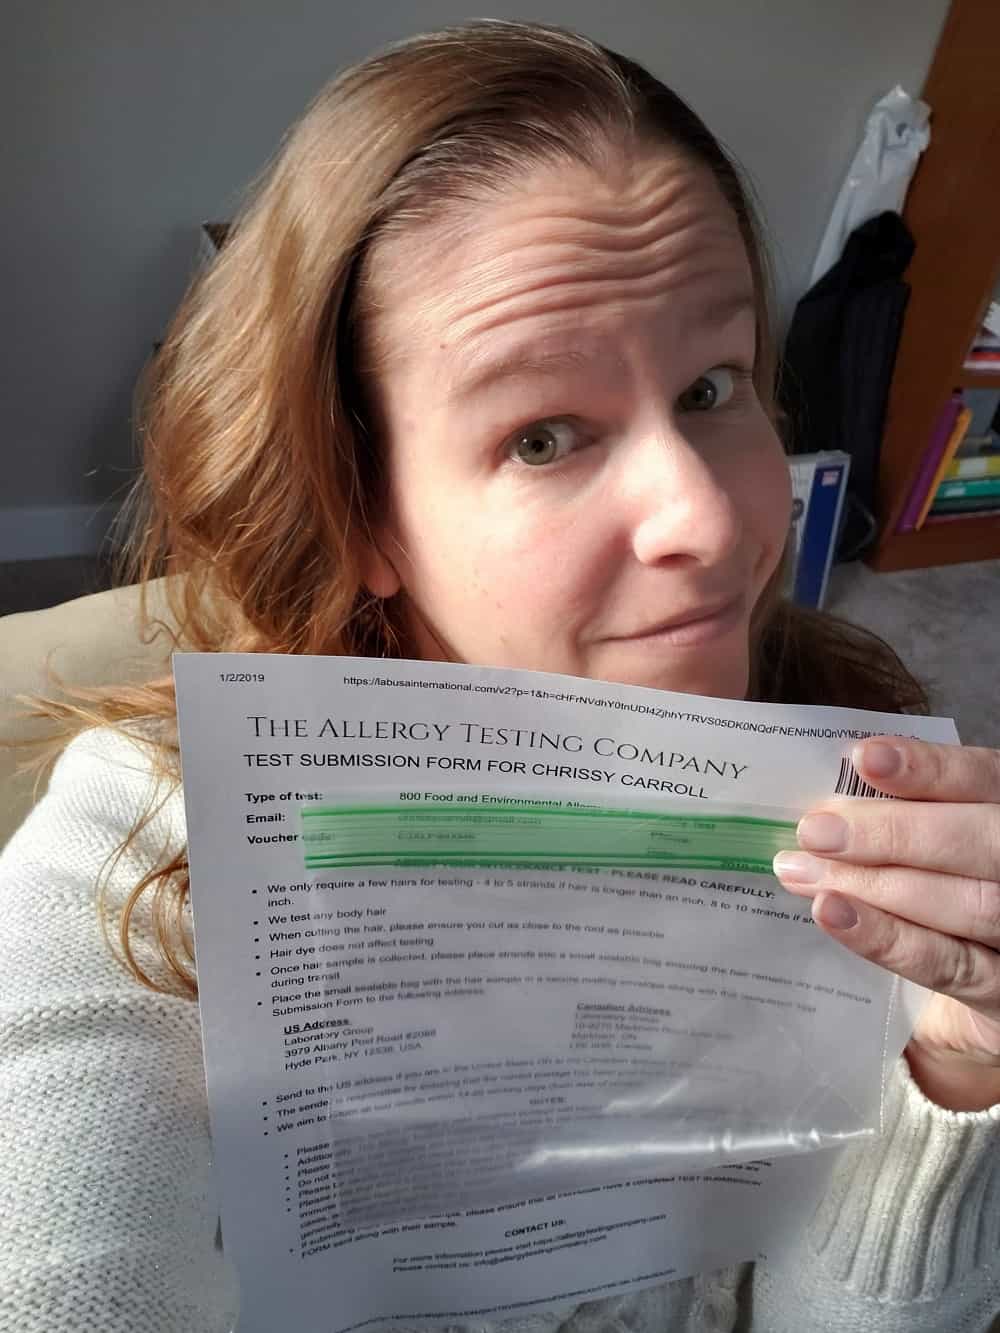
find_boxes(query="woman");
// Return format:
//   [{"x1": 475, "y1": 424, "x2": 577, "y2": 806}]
[{"x1": 2, "y1": 20, "x2": 999, "y2": 1333}]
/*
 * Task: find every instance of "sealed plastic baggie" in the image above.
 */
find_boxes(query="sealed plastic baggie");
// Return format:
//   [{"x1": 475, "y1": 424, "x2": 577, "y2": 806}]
[
  {"x1": 174, "y1": 652, "x2": 960, "y2": 1325},
  {"x1": 810, "y1": 85, "x2": 930, "y2": 287},
  {"x1": 296, "y1": 791, "x2": 929, "y2": 1226}
]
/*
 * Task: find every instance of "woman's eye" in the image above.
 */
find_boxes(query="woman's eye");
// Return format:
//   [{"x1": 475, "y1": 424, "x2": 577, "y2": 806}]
[
  {"x1": 677, "y1": 367, "x2": 736, "y2": 412},
  {"x1": 508, "y1": 420, "x2": 579, "y2": 467}
]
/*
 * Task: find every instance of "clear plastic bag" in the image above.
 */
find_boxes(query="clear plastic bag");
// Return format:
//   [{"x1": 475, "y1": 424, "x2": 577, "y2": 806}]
[{"x1": 295, "y1": 794, "x2": 928, "y2": 1226}]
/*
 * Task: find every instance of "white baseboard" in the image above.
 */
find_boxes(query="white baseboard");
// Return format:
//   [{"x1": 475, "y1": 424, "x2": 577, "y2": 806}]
[{"x1": 0, "y1": 504, "x2": 121, "y2": 562}]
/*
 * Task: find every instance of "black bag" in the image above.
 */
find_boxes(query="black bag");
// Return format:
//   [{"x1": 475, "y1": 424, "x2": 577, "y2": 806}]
[{"x1": 779, "y1": 211, "x2": 915, "y2": 560}]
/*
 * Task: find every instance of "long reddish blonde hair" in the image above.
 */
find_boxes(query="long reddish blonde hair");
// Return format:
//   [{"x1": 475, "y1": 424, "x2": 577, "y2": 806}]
[{"x1": 24, "y1": 20, "x2": 925, "y2": 998}]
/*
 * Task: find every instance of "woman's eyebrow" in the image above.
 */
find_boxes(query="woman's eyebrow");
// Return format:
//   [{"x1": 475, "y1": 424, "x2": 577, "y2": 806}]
[
  {"x1": 447, "y1": 347, "x2": 595, "y2": 403},
  {"x1": 447, "y1": 288, "x2": 756, "y2": 403}
]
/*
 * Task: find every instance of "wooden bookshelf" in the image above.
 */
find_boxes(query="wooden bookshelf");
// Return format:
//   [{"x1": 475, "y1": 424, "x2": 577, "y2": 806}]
[
  {"x1": 869, "y1": 0, "x2": 1000, "y2": 572},
  {"x1": 959, "y1": 370, "x2": 1000, "y2": 392}
]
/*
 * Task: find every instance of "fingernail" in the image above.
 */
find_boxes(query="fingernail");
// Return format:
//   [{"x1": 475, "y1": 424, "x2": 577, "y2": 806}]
[
  {"x1": 797, "y1": 812, "x2": 848, "y2": 853},
  {"x1": 856, "y1": 740, "x2": 901, "y2": 780},
  {"x1": 813, "y1": 892, "x2": 858, "y2": 931},
  {"x1": 773, "y1": 850, "x2": 825, "y2": 885}
]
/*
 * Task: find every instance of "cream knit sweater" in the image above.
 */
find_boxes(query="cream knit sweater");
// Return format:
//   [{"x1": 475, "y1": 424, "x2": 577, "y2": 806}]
[{"x1": 2, "y1": 727, "x2": 999, "y2": 1332}]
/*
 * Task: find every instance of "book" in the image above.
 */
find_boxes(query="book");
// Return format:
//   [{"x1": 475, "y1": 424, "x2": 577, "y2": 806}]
[
  {"x1": 970, "y1": 328, "x2": 1000, "y2": 351},
  {"x1": 946, "y1": 452, "x2": 1000, "y2": 480},
  {"x1": 896, "y1": 394, "x2": 962, "y2": 532},
  {"x1": 793, "y1": 451, "x2": 850, "y2": 609},
  {"x1": 927, "y1": 495, "x2": 1000, "y2": 513},
  {"x1": 962, "y1": 389, "x2": 1000, "y2": 437},
  {"x1": 925, "y1": 506, "x2": 1000, "y2": 525},
  {"x1": 914, "y1": 405, "x2": 973, "y2": 529},
  {"x1": 955, "y1": 432, "x2": 1000, "y2": 459},
  {"x1": 934, "y1": 476, "x2": 1000, "y2": 502}
]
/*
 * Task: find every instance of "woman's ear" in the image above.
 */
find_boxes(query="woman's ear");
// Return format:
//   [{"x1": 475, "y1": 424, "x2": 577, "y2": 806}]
[{"x1": 361, "y1": 538, "x2": 402, "y2": 600}]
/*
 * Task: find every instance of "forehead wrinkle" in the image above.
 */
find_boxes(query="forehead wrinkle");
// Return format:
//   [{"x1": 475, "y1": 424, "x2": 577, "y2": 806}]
[
  {"x1": 387, "y1": 155, "x2": 732, "y2": 296},
  {"x1": 473, "y1": 168, "x2": 716, "y2": 251},
  {"x1": 374, "y1": 154, "x2": 751, "y2": 371},
  {"x1": 449, "y1": 275, "x2": 754, "y2": 390},
  {"x1": 433, "y1": 191, "x2": 739, "y2": 320},
  {"x1": 462, "y1": 205, "x2": 735, "y2": 292},
  {"x1": 436, "y1": 213, "x2": 746, "y2": 352},
  {"x1": 447, "y1": 239, "x2": 749, "y2": 348}
]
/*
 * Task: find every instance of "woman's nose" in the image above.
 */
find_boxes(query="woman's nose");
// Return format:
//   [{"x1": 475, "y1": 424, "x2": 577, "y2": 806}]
[{"x1": 625, "y1": 426, "x2": 744, "y2": 570}]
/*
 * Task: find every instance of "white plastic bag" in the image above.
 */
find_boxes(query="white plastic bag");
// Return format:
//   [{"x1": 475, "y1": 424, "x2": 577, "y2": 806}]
[{"x1": 810, "y1": 86, "x2": 930, "y2": 288}]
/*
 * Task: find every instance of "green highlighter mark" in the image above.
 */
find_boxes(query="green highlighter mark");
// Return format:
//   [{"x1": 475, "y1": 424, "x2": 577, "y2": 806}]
[{"x1": 299, "y1": 799, "x2": 795, "y2": 874}]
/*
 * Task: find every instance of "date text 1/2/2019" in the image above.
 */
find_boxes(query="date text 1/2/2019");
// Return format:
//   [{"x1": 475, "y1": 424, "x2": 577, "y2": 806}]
[{"x1": 219, "y1": 673, "x2": 266, "y2": 683}]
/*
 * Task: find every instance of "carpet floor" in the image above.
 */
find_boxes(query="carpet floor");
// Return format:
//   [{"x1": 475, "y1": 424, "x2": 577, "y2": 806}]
[{"x1": 826, "y1": 559, "x2": 1000, "y2": 749}]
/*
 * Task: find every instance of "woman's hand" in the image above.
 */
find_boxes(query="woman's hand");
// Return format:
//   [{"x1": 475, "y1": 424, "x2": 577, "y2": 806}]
[{"x1": 773, "y1": 736, "x2": 1000, "y2": 1111}]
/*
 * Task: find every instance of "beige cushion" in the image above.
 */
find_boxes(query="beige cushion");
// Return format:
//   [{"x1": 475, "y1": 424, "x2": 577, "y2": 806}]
[{"x1": 0, "y1": 579, "x2": 179, "y2": 849}]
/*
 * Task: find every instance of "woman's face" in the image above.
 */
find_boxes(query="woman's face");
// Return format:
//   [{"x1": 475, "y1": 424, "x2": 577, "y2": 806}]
[{"x1": 363, "y1": 148, "x2": 791, "y2": 699}]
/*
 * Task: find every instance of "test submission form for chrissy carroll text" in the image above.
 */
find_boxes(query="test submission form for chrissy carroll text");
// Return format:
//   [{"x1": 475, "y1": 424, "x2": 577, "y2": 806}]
[{"x1": 173, "y1": 654, "x2": 959, "y2": 1333}]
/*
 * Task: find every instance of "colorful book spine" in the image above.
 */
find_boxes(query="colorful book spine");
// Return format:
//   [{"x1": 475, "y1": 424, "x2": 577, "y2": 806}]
[
  {"x1": 925, "y1": 506, "x2": 1000, "y2": 525},
  {"x1": 929, "y1": 495, "x2": 1000, "y2": 513},
  {"x1": 945, "y1": 452, "x2": 1000, "y2": 480},
  {"x1": 934, "y1": 476, "x2": 1000, "y2": 502},
  {"x1": 914, "y1": 406, "x2": 973, "y2": 529},
  {"x1": 896, "y1": 395, "x2": 962, "y2": 533}
]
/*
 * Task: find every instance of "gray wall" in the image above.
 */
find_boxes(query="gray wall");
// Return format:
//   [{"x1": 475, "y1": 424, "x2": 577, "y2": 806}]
[{"x1": 2, "y1": 0, "x2": 950, "y2": 559}]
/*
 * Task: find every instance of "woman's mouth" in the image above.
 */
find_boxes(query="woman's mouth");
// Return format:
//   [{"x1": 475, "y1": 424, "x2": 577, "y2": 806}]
[{"x1": 607, "y1": 595, "x2": 747, "y2": 648}]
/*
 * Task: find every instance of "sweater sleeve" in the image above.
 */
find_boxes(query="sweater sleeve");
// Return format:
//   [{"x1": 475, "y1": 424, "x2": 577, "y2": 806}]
[
  {"x1": 744, "y1": 1052, "x2": 1000, "y2": 1332},
  {"x1": 0, "y1": 728, "x2": 239, "y2": 1333}
]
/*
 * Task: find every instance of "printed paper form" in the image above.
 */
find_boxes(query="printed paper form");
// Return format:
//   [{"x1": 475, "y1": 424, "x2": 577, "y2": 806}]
[{"x1": 173, "y1": 654, "x2": 959, "y2": 1332}]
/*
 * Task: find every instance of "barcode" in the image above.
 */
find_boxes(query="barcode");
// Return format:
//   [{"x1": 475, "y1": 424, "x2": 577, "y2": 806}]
[{"x1": 834, "y1": 756, "x2": 889, "y2": 799}]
